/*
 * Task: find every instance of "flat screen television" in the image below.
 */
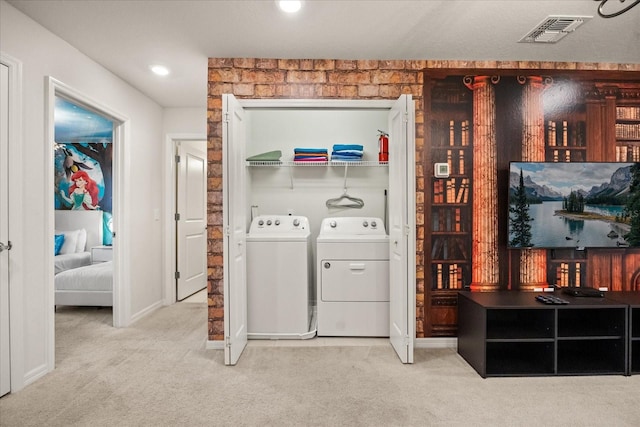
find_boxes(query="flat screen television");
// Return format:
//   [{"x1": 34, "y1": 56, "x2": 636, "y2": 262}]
[{"x1": 508, "y1": 162, "x2": 640, "y2": 249}]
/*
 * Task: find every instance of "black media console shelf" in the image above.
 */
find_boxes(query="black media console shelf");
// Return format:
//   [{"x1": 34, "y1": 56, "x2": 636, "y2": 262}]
[
  {"x1": 457, "y1": 291, "x2": 628, "y2": 378},
  {"x1": 605, "y1": 292, "x2": 640, "y2": 375}
]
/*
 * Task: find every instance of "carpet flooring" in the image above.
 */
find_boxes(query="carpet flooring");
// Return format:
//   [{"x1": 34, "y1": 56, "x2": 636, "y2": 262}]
[{"x1": 1, "y1": 302, "x2": 639, "y2": 426}]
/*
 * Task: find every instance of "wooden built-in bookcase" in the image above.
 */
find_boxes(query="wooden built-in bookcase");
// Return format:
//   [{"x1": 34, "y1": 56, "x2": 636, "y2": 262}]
[{"x1": 424, "y1": 71, "x2": 640, "y2": 338}]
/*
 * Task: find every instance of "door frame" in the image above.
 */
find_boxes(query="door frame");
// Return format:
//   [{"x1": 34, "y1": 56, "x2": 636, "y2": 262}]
[
  {"x1": 0, "y1": 52, "x2": 25, "y2": 392},
  {"x1": 162, "y1": 133, "x2": 207, "y2": 305},
  {"x1": 221, "y1": 97, "x2": 416, "y2": 363},
  {"x1": 45, "y1": 77, "x2": 130, "y2": 369}
]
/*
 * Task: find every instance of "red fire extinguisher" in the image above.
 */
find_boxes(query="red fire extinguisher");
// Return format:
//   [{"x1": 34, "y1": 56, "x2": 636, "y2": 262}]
[{"x1": 378, "y1": 130, "x2": 389, "y2": 162}]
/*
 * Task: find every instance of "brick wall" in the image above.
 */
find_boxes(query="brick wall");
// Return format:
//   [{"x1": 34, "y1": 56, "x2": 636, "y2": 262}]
[
  {"x1": 207, "y1": 58, "x2": 640, "y2": 341},
  {"x1": 207, "y1": 58, "x2": 426, "y2": 340}
]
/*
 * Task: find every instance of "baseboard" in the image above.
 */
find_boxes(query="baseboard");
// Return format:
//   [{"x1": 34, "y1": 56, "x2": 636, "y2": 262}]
[
  {"x1": 414, "y1": 337, "x2": 457, "y2": 349},
  {"x1": 206, "y1": 340, "x2": 224, "y2": 350},
  {"x1": 129, "y1": 300, "x2": 163, "y2": 325},
  {"x1": 23, "y1": 363, "x2": 49, "y2": 388}
]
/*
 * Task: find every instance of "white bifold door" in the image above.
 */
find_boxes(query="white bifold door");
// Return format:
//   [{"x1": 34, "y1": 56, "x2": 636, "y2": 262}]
[
  {"x1": 222, "y1": 94, "x2": 248, "y2": 365},
  {"x1": 388, "y1": 95, "x2": 416, "y2": 363},
  {"x1": 221, "y1": 94, "x2": 415, "y2": 365}
]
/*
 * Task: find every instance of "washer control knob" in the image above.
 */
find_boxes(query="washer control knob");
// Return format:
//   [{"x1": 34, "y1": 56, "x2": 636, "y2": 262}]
[
  {"x1": 371, "y1": 221, "x2": 377, "y2": 228},
  {"x1": 330, "y1": 220, "x2": 337, "y2": 228},
  {"x1": 258, "y1": 219, "x2": 264, "y2": 226},
  {"x1": 362, "y1": 220, "x2": 369, "y2": 227},
  {"x1": 266, "y1": 219, "x2": 272, "y2": 226},
  {"x1": 293, "y1": 218, "x2": 300, "y2": 227},
  {"x1": 324, "y1": 262, "x2": 331, "y2": 269},
  {"x1": 275, "y1": 219, "x2": 280, "y2": 226}
]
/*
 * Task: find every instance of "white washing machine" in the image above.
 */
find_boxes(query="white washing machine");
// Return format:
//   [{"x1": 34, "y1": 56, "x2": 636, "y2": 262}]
[
  {"x1": 316, "y1": 217, "x2": 389, "y2": 337},
  {"x1": 246, "y1": 215, "x2": 315, "y2": 339}
]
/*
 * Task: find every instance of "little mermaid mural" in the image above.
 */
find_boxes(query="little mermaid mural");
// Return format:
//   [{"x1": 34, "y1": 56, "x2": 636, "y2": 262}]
[{"x1": 59, "y1": 170, "x2": 100, "y2": 210}]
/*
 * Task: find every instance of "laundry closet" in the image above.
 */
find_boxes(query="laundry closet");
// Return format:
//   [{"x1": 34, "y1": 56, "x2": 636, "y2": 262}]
[{"x1": 222, "y1": 94, "x2": 415, "y2": 365}]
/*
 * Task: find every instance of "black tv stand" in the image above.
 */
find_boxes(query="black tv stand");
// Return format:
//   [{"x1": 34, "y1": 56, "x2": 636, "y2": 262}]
[{"x1": 457, "y1": 291, "x2": 628, "y2": 377}]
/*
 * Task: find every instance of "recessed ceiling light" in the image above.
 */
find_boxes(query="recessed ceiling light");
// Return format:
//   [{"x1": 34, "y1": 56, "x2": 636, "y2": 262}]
[
  {"x1": 150, "y1": 65, "x2": 170, "y2": 76},
  {"x1": 278, "y1": 1, "x2": 302, "y2": 13}
]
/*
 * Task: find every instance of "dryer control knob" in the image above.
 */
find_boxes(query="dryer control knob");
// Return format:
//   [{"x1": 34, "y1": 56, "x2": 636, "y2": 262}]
[
  {"x1": 362, "y1": 221, "x2": 369, "y2": 227},
  {"x1": 371, "y1": 221, "x2": 377, "y2": 228},
  {"x1": 258, "y1": 220, "x2": 264, "y2": 226},
  {"x1": 266, "y1": 219, "x2": 272, "y2": 226},
  {"x1": 330, "y1": 220, "x2": 337, "y2": 228},
  {"x1": 275, "y1": 219, "x2": 280, "y2": 226},
  {"x1": 293, "y1": 218, "x2": 300, "y2": 227}
]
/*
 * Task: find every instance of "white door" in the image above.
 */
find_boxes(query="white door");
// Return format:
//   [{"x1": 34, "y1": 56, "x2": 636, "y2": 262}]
[
  {"x1": 176, "y1": 140, "x2": 208, "y2": 300},
  {"x1": 0, "y1": 63, "x2": 11, "y2": 396},
  {"x1": 222, "y1": 94, "x2": 248, "y2": 365},
  {"x1": 388, "y1": 95, "x2": 416, "y2": 364}
]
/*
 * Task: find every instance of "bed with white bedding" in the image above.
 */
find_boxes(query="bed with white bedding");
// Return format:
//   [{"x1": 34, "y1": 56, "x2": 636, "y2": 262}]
[{"x1": 54, "y1": 210, "x2": 112, "y2": 307}]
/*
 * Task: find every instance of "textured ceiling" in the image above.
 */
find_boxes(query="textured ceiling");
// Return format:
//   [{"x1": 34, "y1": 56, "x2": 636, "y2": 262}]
[{"x1": 6, "y1": 0, "x2": 640, "y2": 107}]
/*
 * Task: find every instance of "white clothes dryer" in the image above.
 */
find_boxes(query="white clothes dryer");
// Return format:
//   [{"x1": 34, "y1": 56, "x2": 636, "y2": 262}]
[
  {"x1": 246, "y1": 215, "x2": 315, "y2": 339},
  {"x1": 316, "y1": 217, "x2": 389, "y2": 336}
]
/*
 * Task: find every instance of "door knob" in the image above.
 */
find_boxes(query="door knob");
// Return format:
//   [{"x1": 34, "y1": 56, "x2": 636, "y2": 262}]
[{"x1": 0, "y1": 241, "x2": 12, "y2": 252}]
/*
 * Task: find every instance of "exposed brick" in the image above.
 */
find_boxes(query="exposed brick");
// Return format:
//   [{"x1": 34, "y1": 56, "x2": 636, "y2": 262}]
[
  {"x1": 287, "y1": 70, "x2": 327, "y2": 84},
  {"x1": 379, "y1": 60, "x2": 406, "y2": 70},
  {"x1": 208, "y1": 82, "x2": 234, "y2": 96},
  {"x1": 232, "y1": 83, "x2": 255, "y2": 96},
  {"x1": 233, "y1": 58, "x2": 255, "y2": 68},
  {"x1": 313, "y1": 59, "x2": 335, "y2": 70},
  {"x1": 357, "y1": 60, "x2": 379, "y2": 70},
  {"x1": 357, "y1": 84, "x2": 379, "y2": 97},
  {"x1": 496, "y1": 61, "x2": 519, "y2": 69},
  {"x1": 518, "y1": 61, "x2": 541, "y2": 70},
  {"x1": 337, "y1": 85, "x2": 358, "y2": 98},
  {"x1": 335, "y1": 60, "x2": 357, "y2": 70},
  {"x1": 208, "y1": 58, "x2": 234, "y2": 68},
  {"x1": 255, "y1": 84, "x2": 277, "y2": 97},
  {"x1": 208, "y1": 68, "x2": 241, "y2": 83},
  {"x1": 255, "y1": 58, "x2": 278, "y2": 69},
  {"x1": 241, "y1": 69, "x2": 287, "y2": 84},
  {"x1": 406, "y1": 60, "x2": 427, "y2": 70},
  {"x1": 299, "y1": 59, "x2": 314, "y2": 70},
  {"x1": 379, "y1": 85, "x2": 401, "y2": 98},
  {"x1": 327, "y1": 71, "x2": 371, "y2": 85},
  {"x1": 278, "y1": 59, "x2": 300, "y2": 70}
]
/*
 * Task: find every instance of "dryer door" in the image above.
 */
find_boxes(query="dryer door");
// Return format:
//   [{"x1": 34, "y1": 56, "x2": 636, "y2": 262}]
[{"x1": 321, "y1": 260, "x2": 389, "y2": 302}]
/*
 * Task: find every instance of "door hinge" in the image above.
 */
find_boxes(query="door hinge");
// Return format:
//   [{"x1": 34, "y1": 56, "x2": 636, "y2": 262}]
[
  {"x1": 223, "y1": 112, "x2": 230, "y2": 123},
  {"x1": 225, "y1": 226, "x2": 230, "y2": 236},
  {"x1": 404, "y1": 225, "x2": 411, "y2": 236},
  {"x1": 403, "y1": 112, "x2": 409, "y2": 123},
  {"x1": 175, "y1": 213, "x2": 180, "y2": 221},
  {"x1": 175, "y1": 155, "x2": 181, "y2": 163},
  {"x1": 175, "y1": 271, "x2": 180, "y2": 280},
  {"x1": 225, "y1": 336, "x2": 231, "y2": 347}
]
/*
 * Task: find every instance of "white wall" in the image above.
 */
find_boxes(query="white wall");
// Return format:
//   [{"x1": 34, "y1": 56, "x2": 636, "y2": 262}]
[{"x1": 0, "y1": 1, "x2": 165, "y2": 387}]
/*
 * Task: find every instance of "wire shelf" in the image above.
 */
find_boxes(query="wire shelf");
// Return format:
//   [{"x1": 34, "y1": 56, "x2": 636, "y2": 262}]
[{"x1": 246, "y1": 160, "x2": 388, "y2": 167}]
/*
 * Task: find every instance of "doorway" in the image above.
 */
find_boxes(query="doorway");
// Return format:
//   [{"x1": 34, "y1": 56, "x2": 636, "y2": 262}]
[
  {"x1": 163, "y1": 136, "x2": 207, "y2": 304},
  {"x1": 45, "y1": 77, "x2": 129, "y2": 376}
]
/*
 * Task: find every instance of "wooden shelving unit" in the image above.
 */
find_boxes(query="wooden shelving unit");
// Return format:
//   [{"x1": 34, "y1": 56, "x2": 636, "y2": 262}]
[
  {"x1": 615, "y1": 106, "x2": 640, "y2": 162},
  {"x1": 425, "y1": 78, "x2": 473, "y2": 336},
  {"x1": 458, "y1": 291, "x2": 628, "y2": 378}
]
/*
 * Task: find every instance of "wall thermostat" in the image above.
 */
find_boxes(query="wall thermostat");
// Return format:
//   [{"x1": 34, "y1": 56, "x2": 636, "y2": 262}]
[{"x1": 434, "y1": 162, "x2": 450, "y2": 178}]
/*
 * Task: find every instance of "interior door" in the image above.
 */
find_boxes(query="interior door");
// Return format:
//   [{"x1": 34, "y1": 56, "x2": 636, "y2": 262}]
[
  {"x1": 0, "y1": 63, "x2": 11, "y2": 396},
  {"x1": 176, "y1": 140, "x2": 208, "y2": 300},
  {"x1": 388, "y1": 94, "x2": 416, "y2": 364},
  {"x1": 222, "y1": 94, "x2": 248, "y2": 365}
]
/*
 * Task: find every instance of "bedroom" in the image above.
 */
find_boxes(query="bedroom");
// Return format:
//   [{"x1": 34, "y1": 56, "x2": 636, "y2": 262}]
[{"x1": 53, "y1": 96, "x2": 114, "y2": 315}]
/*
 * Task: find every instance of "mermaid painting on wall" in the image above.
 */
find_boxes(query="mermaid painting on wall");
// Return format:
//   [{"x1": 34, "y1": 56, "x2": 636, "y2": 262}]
[{"x1": 59, "y1": 170, "x2": 100, "y2": 210}]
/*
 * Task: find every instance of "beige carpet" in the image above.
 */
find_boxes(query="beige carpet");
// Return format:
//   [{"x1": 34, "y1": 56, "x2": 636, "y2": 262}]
[{"x1": 1, "y1": 303, "x2": 639, "y2": 427}]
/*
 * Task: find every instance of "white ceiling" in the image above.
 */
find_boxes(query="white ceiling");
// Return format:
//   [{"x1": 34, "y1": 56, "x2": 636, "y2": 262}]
[{"x1": 7, "y1": 0, "x2": 640, "y2": 108}]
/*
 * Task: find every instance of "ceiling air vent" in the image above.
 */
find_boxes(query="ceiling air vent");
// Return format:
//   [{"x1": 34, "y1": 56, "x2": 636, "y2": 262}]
[{"x1": 519, "y1": 15, "x2": 592, "y2": 44}]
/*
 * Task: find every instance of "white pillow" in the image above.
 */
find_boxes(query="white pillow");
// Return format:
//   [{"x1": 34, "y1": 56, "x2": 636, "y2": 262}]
[
  {"x1": 56, "y1": 229, "x2": 80, "y2": 255},
  {"x1": 75, "y1": 228, "x2": 87, "y2": 252}
]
